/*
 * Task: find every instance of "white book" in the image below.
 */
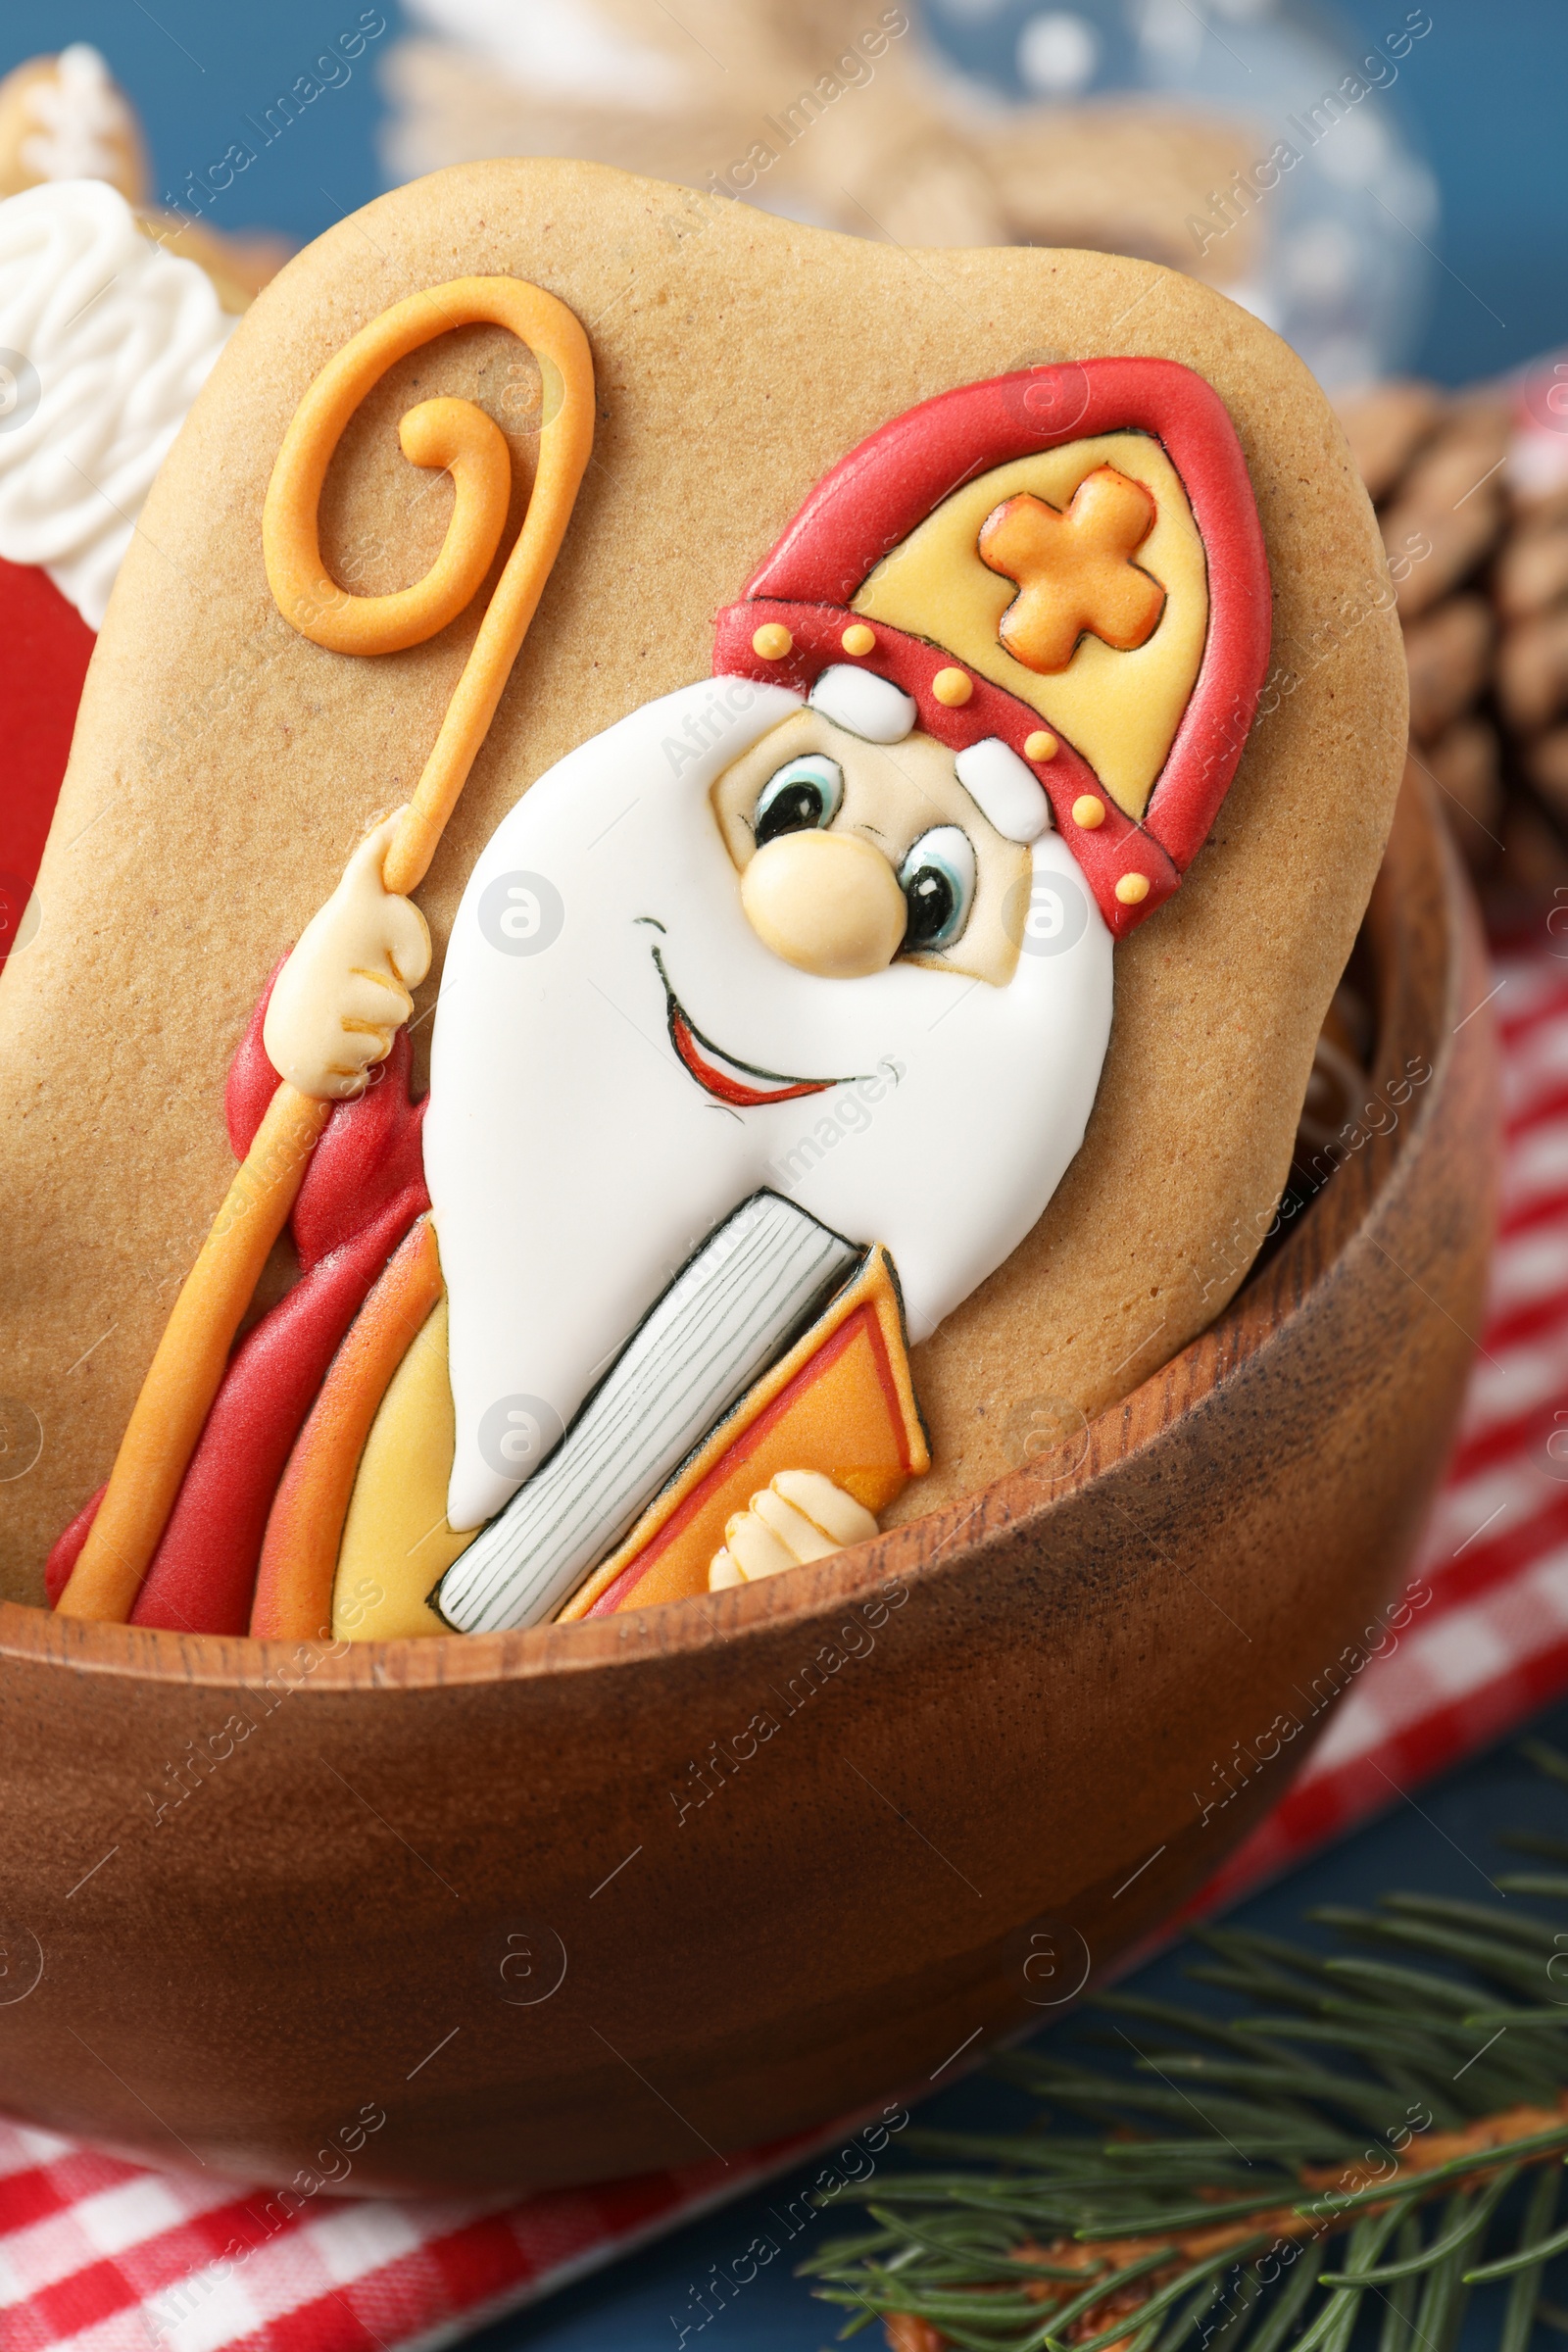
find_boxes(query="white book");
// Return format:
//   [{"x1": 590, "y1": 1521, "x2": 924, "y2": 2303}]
[{"x1": 433, "y1": 1192, "x2": 859, "y2": 1634}]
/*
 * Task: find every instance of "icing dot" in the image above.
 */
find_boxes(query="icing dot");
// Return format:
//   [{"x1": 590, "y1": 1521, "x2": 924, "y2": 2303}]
[
  {"x1": 1072, "y1": 795, "x2": 1106, "y2": 830},
  {"x1": 753, "y1": 622, "x2": 794, "y2": 661},
  {"x1": 1024, "y1": 729, "x2": 1058, "y2": 761},
  {"x1": 932, "y1": 666, "x2": 973, "y2": 707},
  {"x1": 841, "y1": 622, "x2": 876, "y2": 656},
  {"x1": 1115, "y1": 872, "x2": 1151, "y2": 906}
]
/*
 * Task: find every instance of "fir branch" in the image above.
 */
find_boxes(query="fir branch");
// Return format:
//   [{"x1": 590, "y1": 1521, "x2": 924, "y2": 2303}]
[{"x1": 805, "y1": 1742, "x2": 1568, "y2": 2350}]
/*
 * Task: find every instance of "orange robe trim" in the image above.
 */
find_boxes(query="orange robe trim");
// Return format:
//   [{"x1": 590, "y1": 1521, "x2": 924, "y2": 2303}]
[
  {"x1": 250, "y1": 1215, "x2": 443, "y2": 1639},
  {"x1": 557, "y1": 1244, "x2": 928, "y2": 1621}
]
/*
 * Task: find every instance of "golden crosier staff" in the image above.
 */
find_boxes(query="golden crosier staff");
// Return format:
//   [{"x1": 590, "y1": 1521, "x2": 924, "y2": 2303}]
[{"x1": 58, "y1": 276, "x2": 595, "y2": 1625}]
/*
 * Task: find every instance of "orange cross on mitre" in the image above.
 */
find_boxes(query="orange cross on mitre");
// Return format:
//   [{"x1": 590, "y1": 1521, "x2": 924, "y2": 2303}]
[{"x1": 977, "y1": 466, "x2": 1166, "y2": 674}]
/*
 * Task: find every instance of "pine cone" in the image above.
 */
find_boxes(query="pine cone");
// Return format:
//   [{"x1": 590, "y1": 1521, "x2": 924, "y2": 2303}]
[
  {"x1": 884, "y1": 2319, "x2": 947, "y2": 2352},
  {"x1": 1335, "y1": 380, "x2": 1511, "y2": 877},
  {"x1": 1495, "y1": 485, "x2": 1568, "y2": 844},
  {"x1": 1337, "y1": 376, "x2": 1568, "y2": 903}
]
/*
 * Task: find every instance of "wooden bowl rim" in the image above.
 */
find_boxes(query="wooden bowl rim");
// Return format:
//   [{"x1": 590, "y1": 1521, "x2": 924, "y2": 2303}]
[{"x1": 0, "y1": 797, "x2": 1456, "y2": 1695}]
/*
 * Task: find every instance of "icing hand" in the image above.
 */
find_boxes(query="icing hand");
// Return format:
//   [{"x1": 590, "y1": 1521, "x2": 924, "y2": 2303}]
[
  {"x1": 708, "y1": 1470, "x2": 879, "y2": 1590},
  {"x1": 263, "y1": 811, "x2": 432, "y2": 1100}
]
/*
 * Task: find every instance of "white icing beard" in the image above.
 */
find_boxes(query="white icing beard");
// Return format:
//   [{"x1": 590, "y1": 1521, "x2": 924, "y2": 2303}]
[
  {"x1": 425, "y1": 676, "x2": 1114, "y2": 1531},
  {"x1": 0, "y1": 180, "x2": 233, "y2": 628}
]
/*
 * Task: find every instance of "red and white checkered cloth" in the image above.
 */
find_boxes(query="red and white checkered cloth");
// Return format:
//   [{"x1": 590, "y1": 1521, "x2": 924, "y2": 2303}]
[
  {"x1": 1209, "y1": 931, "x2": 1568, "y2": 1898},
  {"x1": 5, "y1": 931, "x2": 1568, "y2": 2352}
]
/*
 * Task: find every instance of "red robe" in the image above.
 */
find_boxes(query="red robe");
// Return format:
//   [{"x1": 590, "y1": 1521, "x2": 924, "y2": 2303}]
[
  {"x1": 9, "y1": 556, "x2": 433, "y2": 1635},
  {"x1": 46, "y1": 980, "x2": 430, "y2": 1633}
]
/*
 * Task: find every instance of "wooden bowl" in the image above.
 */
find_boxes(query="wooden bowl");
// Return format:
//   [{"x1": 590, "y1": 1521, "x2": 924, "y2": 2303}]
[{"x1": 0, "y1": 772, "x2": 1496, "y2": 2195}]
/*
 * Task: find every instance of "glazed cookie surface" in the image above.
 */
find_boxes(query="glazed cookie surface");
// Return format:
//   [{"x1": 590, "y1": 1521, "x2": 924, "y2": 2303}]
[{"x1": 0, "y1": 158, "x2": 1404, "y2": 1605}]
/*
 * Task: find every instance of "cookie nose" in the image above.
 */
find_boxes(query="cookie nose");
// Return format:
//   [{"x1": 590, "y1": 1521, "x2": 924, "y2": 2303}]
[{"x1": 740, "y1": 830, "x2": 907, "y2": 978}]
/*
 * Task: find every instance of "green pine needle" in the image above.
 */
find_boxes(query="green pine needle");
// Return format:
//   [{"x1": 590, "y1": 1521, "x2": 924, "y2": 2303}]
[{"x1": 804, "y1": 1740, "x2": 1568, "y2": 2351}]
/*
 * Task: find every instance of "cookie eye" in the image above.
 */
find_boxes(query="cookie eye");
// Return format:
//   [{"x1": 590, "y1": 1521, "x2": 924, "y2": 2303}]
[
  {"x1": 754, "y1": 753, "x2": 844, "y2": 845},
  {"x1": 898, "y1": 826, "x2": 976, "y2": 953}
]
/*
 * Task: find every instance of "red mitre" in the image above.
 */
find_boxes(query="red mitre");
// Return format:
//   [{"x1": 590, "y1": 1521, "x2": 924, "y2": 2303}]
[{"x1": 711, "y1": 358, "x2": 1271, "y2": 939}]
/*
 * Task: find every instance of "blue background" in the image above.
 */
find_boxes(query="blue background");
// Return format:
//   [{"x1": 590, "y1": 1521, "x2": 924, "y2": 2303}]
[
  {"x1": 1322, "y1": 0, "x2": 1568, "y2": 383},
  {"x1": 3, "y1": 0, "x2": 1565, "y2": 386},
  {"x1": 6, "y1": 4, "x2": 1564, "y2": 2341},
  {"x1": 0, "y1": 3, "x2": 396, "y2": 265}
]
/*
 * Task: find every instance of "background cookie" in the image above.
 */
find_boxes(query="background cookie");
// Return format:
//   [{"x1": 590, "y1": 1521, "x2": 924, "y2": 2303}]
[
  {"x1": 0, "y1": 45, "x2": 288, "y2": 311},
  {"x1": 0, "y1": 157, "x2": 1405, "y2": 1602}
]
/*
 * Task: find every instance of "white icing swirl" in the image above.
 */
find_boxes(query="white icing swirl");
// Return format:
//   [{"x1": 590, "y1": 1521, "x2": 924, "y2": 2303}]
[{"x1": 0, "y1": 179, "x2": 234, "y2": 627}]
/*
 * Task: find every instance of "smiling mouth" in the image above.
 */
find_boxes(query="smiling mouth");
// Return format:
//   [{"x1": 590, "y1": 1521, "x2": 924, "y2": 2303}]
[{"x1": 651, "y1": 947, "x2": 848, "y2": 1108}]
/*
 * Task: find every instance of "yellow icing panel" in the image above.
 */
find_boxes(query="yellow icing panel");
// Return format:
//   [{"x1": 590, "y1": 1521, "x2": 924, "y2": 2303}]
[
  {"x1": 333, "y1": 1294, "x2": 466, "y2": 1641},
  {"x1": 852, "y1": 431, "x2": 1208, "y2": 820}
]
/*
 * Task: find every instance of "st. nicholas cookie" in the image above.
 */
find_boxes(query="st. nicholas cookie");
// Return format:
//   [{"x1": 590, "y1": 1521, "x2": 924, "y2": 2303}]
[{"x1": 0, "y1": 158, "x2": 1407, "y2": 1635}]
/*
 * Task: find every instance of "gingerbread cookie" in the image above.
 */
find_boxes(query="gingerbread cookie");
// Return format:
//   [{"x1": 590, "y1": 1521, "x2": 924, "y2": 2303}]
[
  {"x1": 0, "y1": 47, "x2": 288, "y2": 315},
  {"x1": 0, "y1": 159, "x2": 1405, "y2": 1634},
  {"x1": 0, "y1": 45, "x2": 147, "y2": 211},
  {"x1": 384, "y1": 0, "x2": 1265, "y2": 293}
]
